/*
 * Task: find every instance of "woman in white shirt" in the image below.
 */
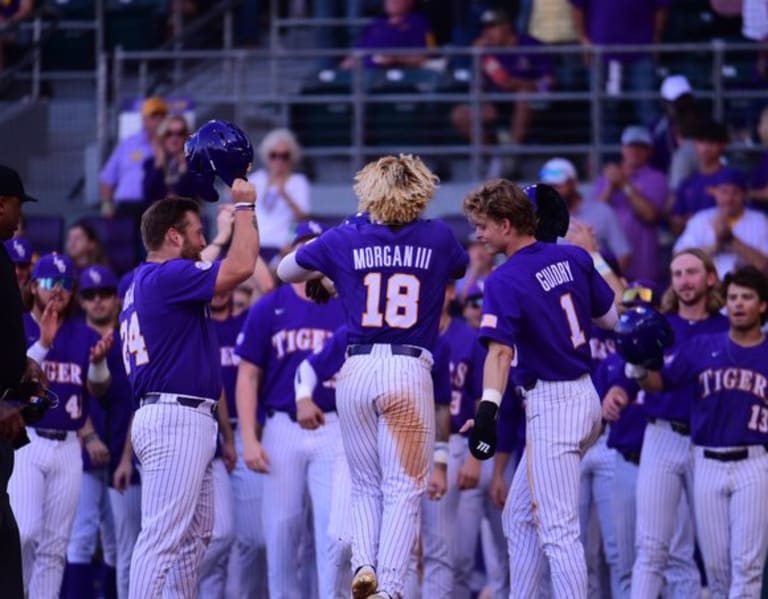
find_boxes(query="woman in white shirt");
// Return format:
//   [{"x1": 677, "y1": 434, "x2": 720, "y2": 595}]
[{"x1": 248, "y1": 129, "x2": 311, "y2": 260}]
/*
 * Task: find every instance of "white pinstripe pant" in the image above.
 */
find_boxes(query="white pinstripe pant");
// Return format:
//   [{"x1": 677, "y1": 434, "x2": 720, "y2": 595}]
[
  {"x1": 631, "y1": 420, "x2": 700, "y2": 599},
  {"x1": 128, "y1": 403, "x2": 217, "y2": 599},
  {"x1": 9, "y1": 429, "x2": 82, "y2": 599},
  {"x1": 108, "y1": 483, "x2": 141, "y2": 599},
  {"x1": 336, "y1": 345, "x2": 434, "y2": 598},
  {"x1": 199, "y1": 458, "x2": 235, "y2": 599},
  {"x1": 502, "y1": 375, "x2": 602, "y2": 599},
  {"x1": 694, "y1": 446, "x2": 768, "y2": 599},
  {"x1": 67, "y1": 468, "x2": 117, "y2": 566}
]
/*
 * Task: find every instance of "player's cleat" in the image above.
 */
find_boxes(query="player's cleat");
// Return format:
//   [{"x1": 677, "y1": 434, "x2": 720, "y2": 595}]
[
  {"x1": 352, "y1": 565, "x2": 378, "y2": 599},
  {"x1": 468, "y1": 400, "x2": 498, "y2": 460}
]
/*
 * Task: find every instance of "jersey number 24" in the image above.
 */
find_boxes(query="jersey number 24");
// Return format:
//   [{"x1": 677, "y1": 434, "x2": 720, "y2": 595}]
[
  {"x1": 120, "y1": 312, "x2": 149, "y2": 375},
  {"x1": 362, "y1": 273, "x2": 420, "y2": 329}
]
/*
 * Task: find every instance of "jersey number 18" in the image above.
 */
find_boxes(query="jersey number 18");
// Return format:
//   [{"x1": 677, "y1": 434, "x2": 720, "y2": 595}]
[{"x1": 361, "y1": 273, "x2": 420, "y2": 329}]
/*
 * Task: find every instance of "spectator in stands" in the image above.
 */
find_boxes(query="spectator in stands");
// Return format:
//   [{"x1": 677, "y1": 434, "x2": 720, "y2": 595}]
[
  {"x1": 650, "y1": 75, "x2": 700, "y2": 176},
  {"x1": 669, "y1": 120, "x2": 729, "y2": 235},
  {"x1": 540, "y1": 157, "x2": 631, "y2": 272},
  {"x1": 450, "y1": 9, "x2": 554, "y2": 177},
  {"x1": 99, "y1": 96, "x2": 169, "y2": 220},
  {"x1": 749, "y1": 106, "x2": 768, "y2": 213},
  {"x1": 142, "y1": 115, "x2": 197, "y2": 204},
  {"x1": 571, "y1": 0, "x2": 669, "y2": 137},
  {"x1": 0, "y1": 0, "x2": 34, "y2": 69},
  {"x1": 340, "y1": 0, "x2": 435, "y2": 69},
  {"x1": 593, "y1": 125, "x2": 667, "y2": 282},
  {"x1": 65, "y1": 221, "x2": 108, "y2": 273},
  {"x1": 674, "y1": 168, "x2": 768, "y2": 278},
  {"x1": 742, "y1": 0, "x2": 768, "y2": 80},
  {"x1": 248, "y1": 128, "x2": 310, "y2": 262}
]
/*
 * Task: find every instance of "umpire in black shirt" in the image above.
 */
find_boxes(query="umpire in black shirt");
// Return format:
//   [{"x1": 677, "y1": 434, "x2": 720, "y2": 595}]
[{"x1": 0, "y1": 165, "x2": 41, "y2": 598}]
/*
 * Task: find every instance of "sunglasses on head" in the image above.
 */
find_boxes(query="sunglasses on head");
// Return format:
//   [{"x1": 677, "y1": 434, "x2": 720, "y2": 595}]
[
  {"x1": 81, "y1": 288, "x2": 117, "y2": 301},
  {"x1": 466, "y1": 297, "x2": 483, "y2": 308},
  {"x1": 622, "y1": 286, "x2": 654, "y2": 305},
  {"x1": 268, "y1": 151, "x2": 291, "y2": 162},
  {"x1": 36, "y1": 277, "x2": 74, "y2": 291}
]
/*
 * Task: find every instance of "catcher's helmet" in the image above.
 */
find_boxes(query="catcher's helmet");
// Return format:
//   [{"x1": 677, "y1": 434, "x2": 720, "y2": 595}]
[
  {"x1": 185, "y1": 120, "x2": 254, "y2": 202},
  {"x1": 615, "y1": 305, "x2": 674, "y2": 370},
  {"x1": 522, "y1": 183, "x2": 570, "y2": 243}
]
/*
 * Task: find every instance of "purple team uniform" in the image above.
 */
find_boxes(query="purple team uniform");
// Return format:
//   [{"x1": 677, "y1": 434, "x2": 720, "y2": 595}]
[
  {"x1": 120, "y1": 259, "x2": 222, "y2": 402},
  {"x1": 442, "y1": 318, "x2": 485, "y2": 435},
  {"x1": 479, "y1": 242, "x2": 614, "y2": 381},
  {"x1": 295, "y1": 217, "x2": 468, "y2": 350},
  {"x1": 212, "y1": 312, "x2": 247, "y2": 420},
  {"x1": 24, "y1": 315, "x2": 98, "y2": 431},
  {"x1": 235, "y1": 285, "x2": 345, "y2": 417},
  {"x1": 643, "y1": 313, "x2": 729, "y2": 426}
]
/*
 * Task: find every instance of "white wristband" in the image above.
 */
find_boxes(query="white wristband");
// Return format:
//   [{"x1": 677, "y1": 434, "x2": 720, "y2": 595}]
[
  {"x1": 27, "y1": 340, "x2": 50, "y2": 365},
  {"x1": 481, "y1": 388, "x2": 502, "y2": 407},
  {"x1": 88, "y1": 359, "x2": 110, "y2": 384},
  {"x1": 433, "y1": 442, "x2": 449, "y2": 465},
  {"x1": 591, "y1": 252, "x2": 612, "y2": 276},
  {"x1": 294, "y1": 360, "x2": 318, "y2": 404}
]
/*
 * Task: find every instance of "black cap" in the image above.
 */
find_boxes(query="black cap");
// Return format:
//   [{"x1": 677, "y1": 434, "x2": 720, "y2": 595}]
[
  {"x1": 0, "y1": 165, "x2": 37, "y2": 203},
  {"x1": 480, "y1": 9, "x2": 511, "y2": 26}
]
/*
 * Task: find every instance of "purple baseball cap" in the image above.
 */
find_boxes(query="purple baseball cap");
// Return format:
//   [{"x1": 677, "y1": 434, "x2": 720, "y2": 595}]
[
  {"x1": 79, "y1": 265, "x2": 118, "y2": 292},
  {"x1": 31, "y1": 252, "x2": 74, "y2": 281},
  {"x1": 711, "y1": 167, "x2": 747, "y2": 190},
  {"x1": 293, "y1": 220, "x2": 325, "y2": 245},
  {"x1": 4, "y1": 237, "x2": 32, "y2": 264},
  {"x1": 465, "y1": 280, "x2": 485, "y2": 300}
]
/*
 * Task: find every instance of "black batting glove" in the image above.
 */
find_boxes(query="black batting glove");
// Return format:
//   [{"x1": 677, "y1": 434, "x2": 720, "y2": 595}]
[{"x1": 468, "y1": 400, "x2": 498, "y2": 460}]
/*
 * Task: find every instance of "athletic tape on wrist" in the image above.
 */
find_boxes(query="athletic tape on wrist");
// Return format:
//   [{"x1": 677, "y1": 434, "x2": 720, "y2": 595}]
[{"x1": 481, "y1": 388, "x2": 502, "y2": 407}]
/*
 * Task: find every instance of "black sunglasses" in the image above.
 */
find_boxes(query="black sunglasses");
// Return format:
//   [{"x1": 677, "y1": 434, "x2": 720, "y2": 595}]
[
  {"x1": 465, "y1": 297, "x2": 483, "y2": 308},
  {"x1": 165, "y1": 128, "x2": 187, "y2": 138},
  {"x1": 81, "y1": 288, "x2": 117, "y2": 301},
  {"x1": 268, "y1": 151, "x2": 291, "y2": 161}
]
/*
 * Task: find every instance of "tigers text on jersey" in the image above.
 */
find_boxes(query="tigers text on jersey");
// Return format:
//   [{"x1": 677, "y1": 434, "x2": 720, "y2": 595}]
[
  {"x1": 643, "y1": 313, "x2": 729, "y2": 422},
  {"x1": 235, "y1": 285, "x2": 345, "y2": 417},
  {"x1": 295, "y1": 217, "x2": 468, "y2": 351},
  {"x1": 119, "y1": 259, "x2": 222, "y2": 402},
  {"x1": 662, "y1": 332, "x2": 768, "y2": 446},
  {"x1": 479, "y1": 241, "x2": 614, "y2": 382},
  {"x1": 24, "y1": 314, "x2": 97, "y2": 431}
]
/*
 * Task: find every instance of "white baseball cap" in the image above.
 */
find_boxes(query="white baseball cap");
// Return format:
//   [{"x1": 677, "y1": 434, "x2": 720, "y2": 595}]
[
  {"x1": 539, "y1": 158, "x2": 577, "y2": 184},
  {"x1": 621, "y1": 125, "x2": 652, "y2": 146},
  {"x1": 660, "y1": 75, "x2": 693, "y2": 102}
]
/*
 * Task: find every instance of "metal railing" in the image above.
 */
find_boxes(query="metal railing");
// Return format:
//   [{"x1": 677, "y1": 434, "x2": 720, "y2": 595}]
[{"x1": 109, "y1": 40, "x2": 765, "y2": 181}]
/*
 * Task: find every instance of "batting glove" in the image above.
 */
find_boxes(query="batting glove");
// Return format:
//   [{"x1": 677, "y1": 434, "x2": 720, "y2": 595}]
[
  {"x1": 624, "y1": 363, "x2": 648, "y2": 380},
  {"x1": 468, "y1": 400, "x2": 498, "y2": 460}
]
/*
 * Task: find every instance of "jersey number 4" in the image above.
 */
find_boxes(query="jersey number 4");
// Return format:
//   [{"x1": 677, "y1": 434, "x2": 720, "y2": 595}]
[
  {"x1": 362, "y1": 273, "x2": 420, "y2": 329},
  {"x1": 120, "y1": 312, "x2": 149, "y2": 375}
]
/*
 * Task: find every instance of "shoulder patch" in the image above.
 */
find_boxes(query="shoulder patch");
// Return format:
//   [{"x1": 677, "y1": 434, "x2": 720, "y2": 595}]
[
  {"x1": 194, "y1": 260, "x2": 213, "y2": 271},
  {"x1": 481, "y1": 314, "x2": 498, "y2": 329}
]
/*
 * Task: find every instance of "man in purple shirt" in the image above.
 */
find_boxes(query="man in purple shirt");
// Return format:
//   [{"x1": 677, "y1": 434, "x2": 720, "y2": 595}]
[
  {"x1": 593, "y1": 126, "x2": 668, "y2": 282},
  {"x1": 462, "y1": 179, "x2": 617, "y2": 598},
  {"x1": 277, "y1": 155, "x2": 468, "y2": 599},
  {"x1": 99, "y1": 97, "x2": 168, "y2": 219},
  {"x1": 571, "y1": 0, "x2": 669, "y2": 134},
  {"x1": 119, "y1": 181, "x2": 259, "y2": 599},
  {"x1": 341, "y1": 0, "x2": 435, "y2": 69}
]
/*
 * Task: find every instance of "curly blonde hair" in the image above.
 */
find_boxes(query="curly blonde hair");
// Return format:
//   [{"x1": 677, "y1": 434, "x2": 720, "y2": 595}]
[{"x1": 353, "y1": 154, "x2": 438, "y2": 224}]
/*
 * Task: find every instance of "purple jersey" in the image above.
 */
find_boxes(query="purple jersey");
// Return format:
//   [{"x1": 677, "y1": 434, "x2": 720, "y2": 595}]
[
  {"x1": 235, "y1": 285, "x2": 345, "y2": 417},
  {"x1": 662, "y1": 333, "x2": 768, "y2": 447},
  {"x1": 479, "y1": 242, "x2": 614, "y2": 382},
  {"x1": 295, "y1": 218, "x2": 468, "y2": 351},
  {"x1": 307, "y1": 324, "x2": 452, "y2": 406},
  {"x1": 596, "y1": 352, "x2": 648, "y2": 454},
  {"x1": 643, "y1": 312, "x2": 729, "y2": 423},
  {"x1": 212, "y1": 312, "x2": 247, "y2": 420},
  {"x1": 672, "y1": 168, "x2": 723, "y2": 217},
  {"x1": 24, "y1": 315, "x2": 98, "y2": 431},
  {"x1": 119, "y1": 259, "x2": 222, "y2": 402},
  {"x1": 442, "y1": 318, "x2": 485, "y2": 435}
]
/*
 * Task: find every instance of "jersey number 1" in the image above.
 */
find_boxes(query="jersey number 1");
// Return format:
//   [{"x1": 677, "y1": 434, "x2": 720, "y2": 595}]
[
  {"x1": 560, "y1": 293, "x2": 586, "y2": 349},
  {"x1": 120, "y1": 312, "x2": 149, "y2": 375},
  {"x1": 362, "y1": 273, "x2": 420, "y2": 329}
]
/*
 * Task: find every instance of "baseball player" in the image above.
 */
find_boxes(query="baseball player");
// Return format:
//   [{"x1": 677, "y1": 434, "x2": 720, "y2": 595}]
[
  {"x1": 461, "y1": 179, "x2": 617, "y2": 598},
  {"x1": 600, "y1": 285, "x2": 705, "y2": 599},
  {"x1": 277, "y1": 154, "x2": 469, "y2": 599},
  {"x1": 198, "y1": 289, "x2": 240, "y2": 599},
  {"x1": 9, "y1": 252, "x2": 113, "y2": 599},
  {"x1": 64, "y1": 266, "x2": 128, "y2": 599},
  {"x1": 120, "y1": 170, "x2": 259, "y2": 599},
  {"x1": 630, "y1": 248, "x2": 728, "y2": 599},
  {"x1": 3, "y1": 236, "x2": 33, "y2": 287},
  {"x1": 626, "y1": 265, "x2": 768, "y2": 597},
  {"x1": 236, "y1": 220, "x2": 348, "y2": 598}
]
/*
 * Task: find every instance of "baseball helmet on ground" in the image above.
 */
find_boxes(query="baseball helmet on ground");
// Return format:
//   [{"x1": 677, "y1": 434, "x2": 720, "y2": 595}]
[
  {"x1": 185, "y1": 120, "x2": 254, "y2": 202},
  {"x1": 614, "y1": 305, "x2": 674, "y2": 370},
  {"x1": 522, "y1": 183, "x2": 570, "y2": 243}
]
